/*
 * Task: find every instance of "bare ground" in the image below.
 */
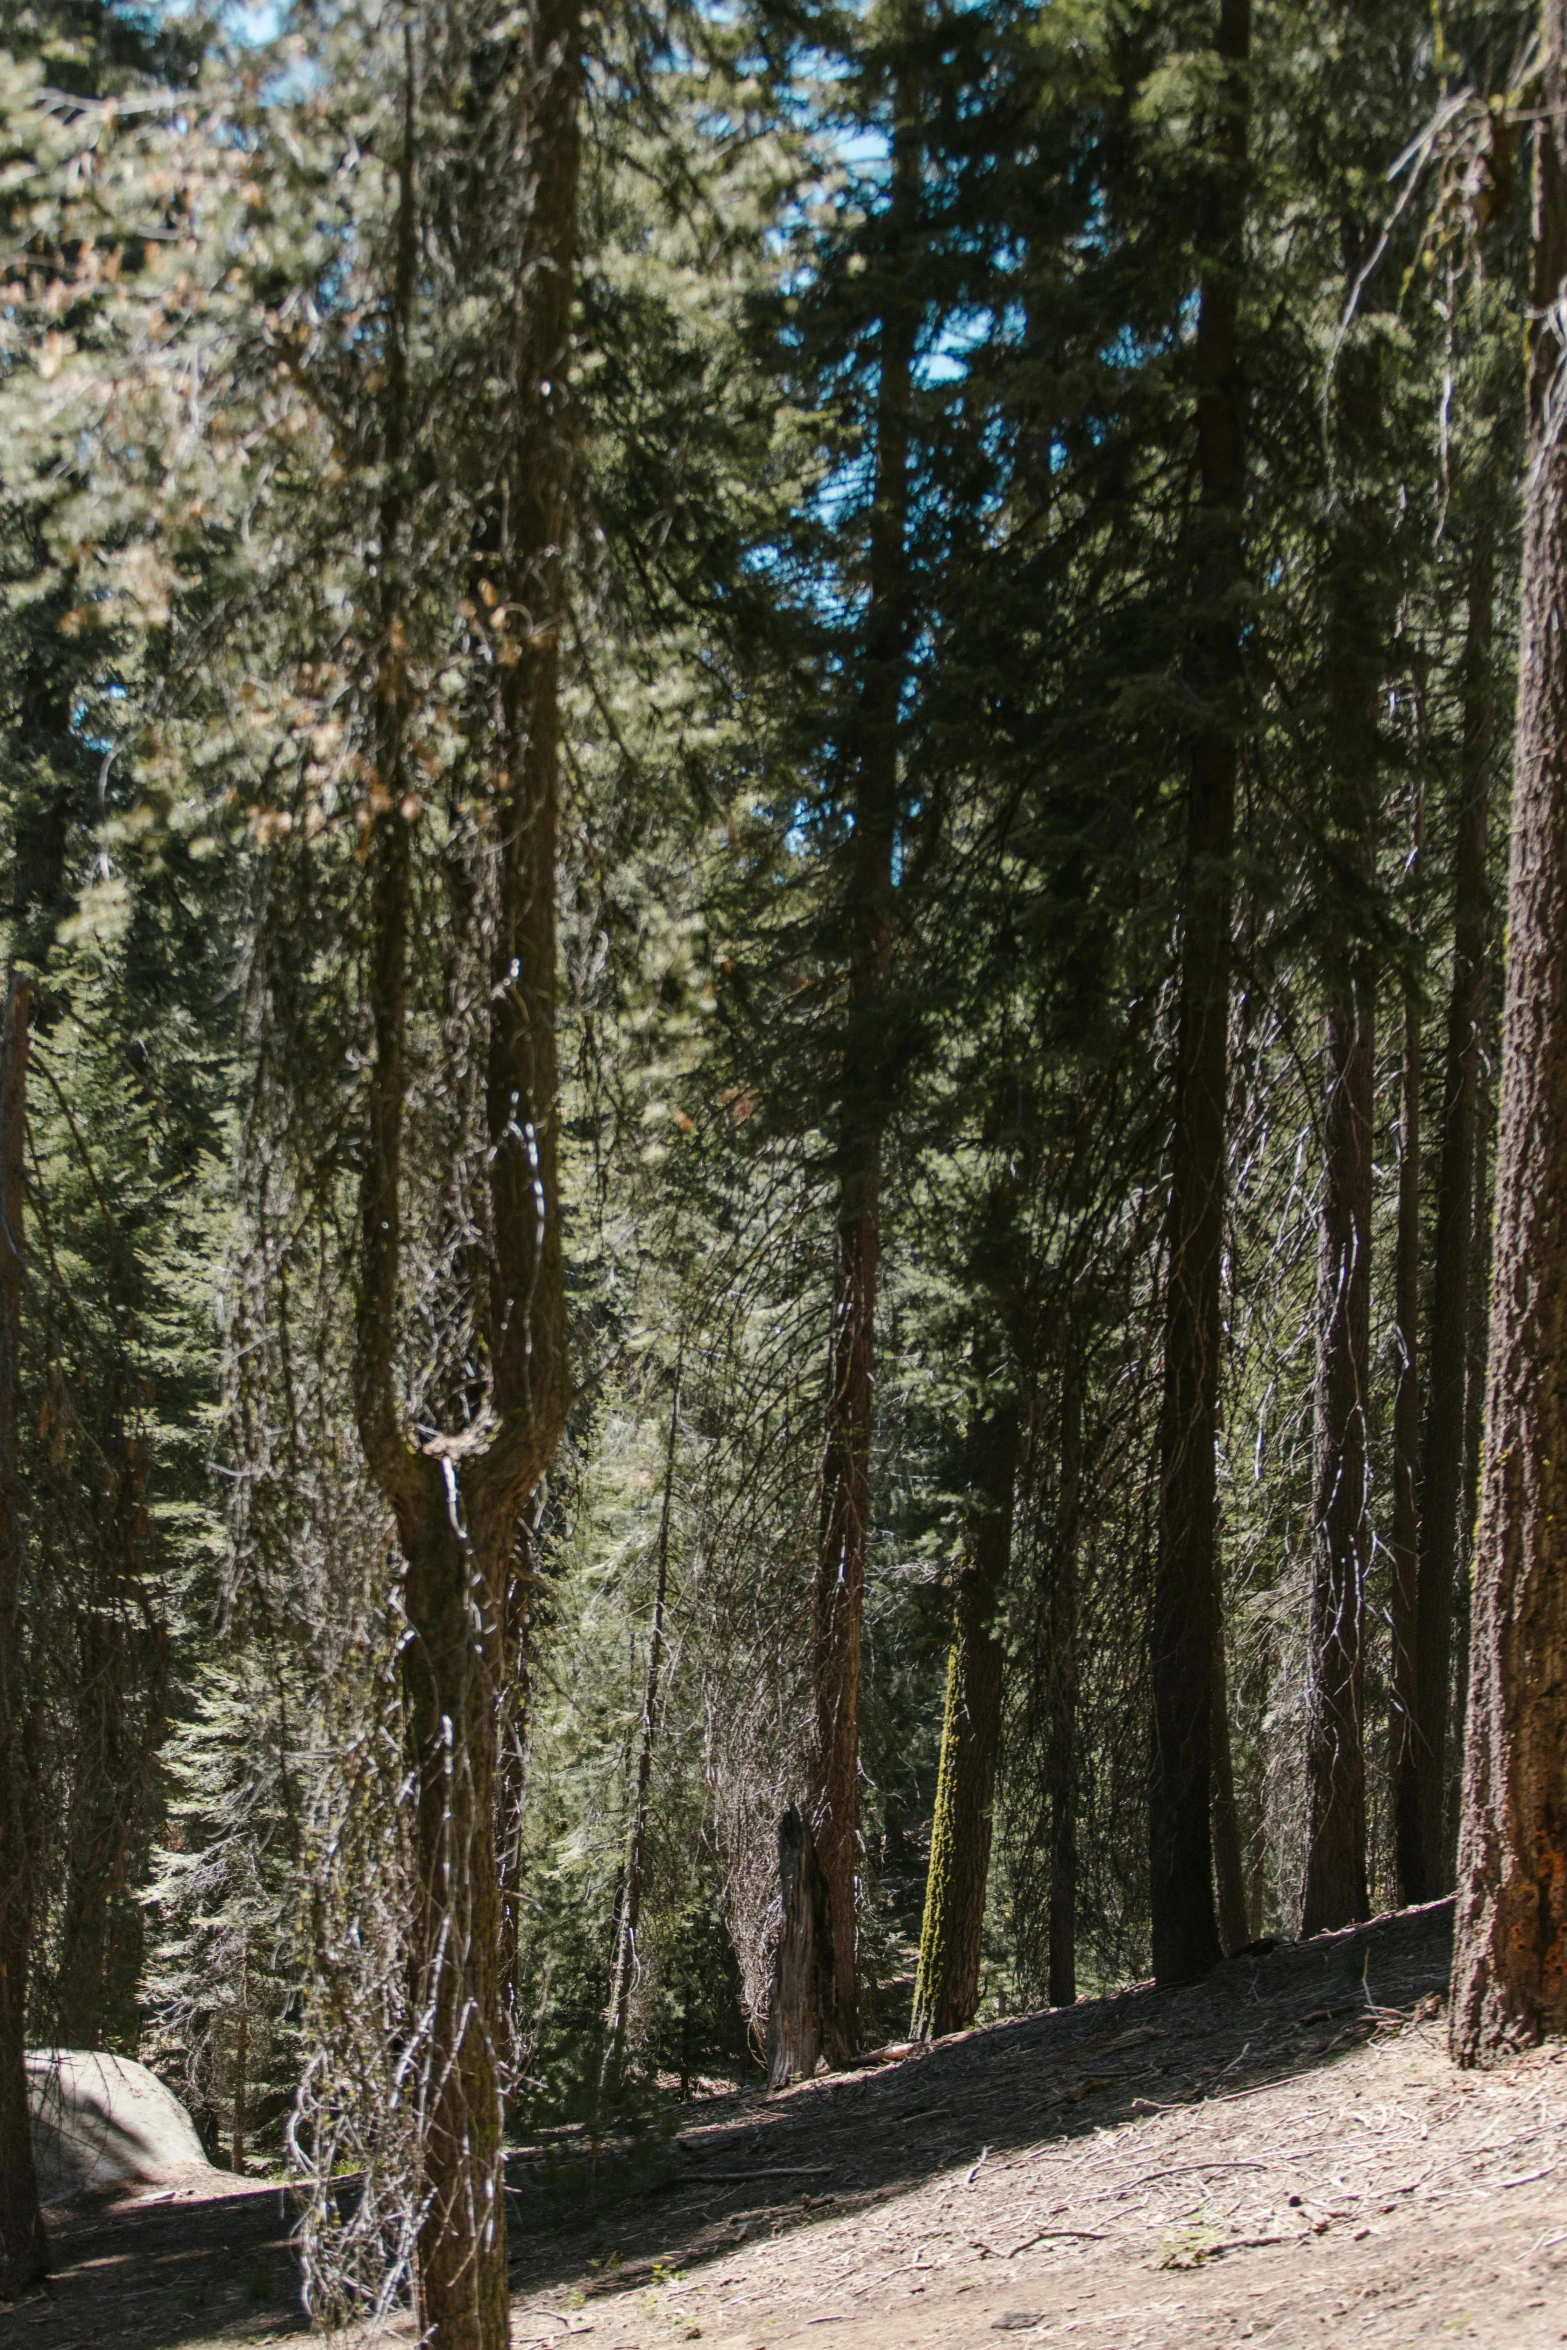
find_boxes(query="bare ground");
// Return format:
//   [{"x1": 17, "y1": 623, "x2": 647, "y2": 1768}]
[{"x1": 7, "y1": 1900, "x2": 1566, "y2": 2350}]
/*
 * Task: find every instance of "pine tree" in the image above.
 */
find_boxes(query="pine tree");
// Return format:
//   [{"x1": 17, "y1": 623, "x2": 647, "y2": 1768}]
[
  {"x1": 1449, "y1": 0, "x2": 1567, "y2": 2064},
  {"x1": 141, "y1": 1658, "x2": 301, "y2": 2171},
  {"x1": 1149, "y1": 0, "x2": 1250, "y2": 1989}
]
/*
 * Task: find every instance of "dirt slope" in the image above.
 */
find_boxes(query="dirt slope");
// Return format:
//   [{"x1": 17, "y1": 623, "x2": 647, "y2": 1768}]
[{"x1": 6, "y1": 1901, "x2": 1566, "y2": 2349}]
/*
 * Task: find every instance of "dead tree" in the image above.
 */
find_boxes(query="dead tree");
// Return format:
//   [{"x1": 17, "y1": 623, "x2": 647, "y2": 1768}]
[{"x1": 768, "y1": 1807, "x2": 832, "y2": 2089}]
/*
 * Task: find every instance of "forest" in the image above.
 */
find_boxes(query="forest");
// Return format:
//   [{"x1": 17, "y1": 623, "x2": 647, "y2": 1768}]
[{"x1": 1, "y1": 0, "x2": 1566, "y2": 2344}]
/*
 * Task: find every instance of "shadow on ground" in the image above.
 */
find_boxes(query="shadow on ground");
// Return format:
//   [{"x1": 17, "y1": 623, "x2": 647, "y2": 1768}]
[
  {"x1": 506, "y1": 1900, "x2": 1454, "y2": 2306},
  {"x1": 0, "y1": 2174, "x2": 306, "y2": 2349},
  {"x1": 0, "y1": 1900, "x2": 1453, "y2": 2349}
]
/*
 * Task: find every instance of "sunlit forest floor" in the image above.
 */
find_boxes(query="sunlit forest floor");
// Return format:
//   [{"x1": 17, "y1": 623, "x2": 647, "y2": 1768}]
[{"x1": 5, "y1": 1903, "x2": 1565, "y2": 2350}]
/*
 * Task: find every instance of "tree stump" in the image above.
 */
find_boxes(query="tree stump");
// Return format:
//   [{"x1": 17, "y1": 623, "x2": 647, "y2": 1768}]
[{"x1": 768, "y1": 1807, "x2": 832, "y2": 2089}]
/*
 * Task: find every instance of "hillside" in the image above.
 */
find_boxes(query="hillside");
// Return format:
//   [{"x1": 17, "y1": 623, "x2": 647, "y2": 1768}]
[{"x1": 6, "y1": 1901, "x2": 1565, "y2": 2349}]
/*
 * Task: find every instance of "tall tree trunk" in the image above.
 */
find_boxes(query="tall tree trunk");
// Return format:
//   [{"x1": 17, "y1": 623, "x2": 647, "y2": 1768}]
[
  {"x1": 1150, "y1": 0, "x2": 1249, "y2": 1990},
  {"x1": 911, "y1": 1387, "x2": 1019, "y2": 2040},
  {"x1": 1389, "y1": 786, "x2": 1424, "y2": 1908},
  {"x1": 1462, "y1": 1060, "x2": 1493, "y2": 1575},
  {"x1": 0, "y1": 976, "x2": 45, "y2": 2299},
  {"x1": 1300, "y1": 970, "x2": 1374, "y2": 1934},
  {"x1": 1449, "y1": 1054, "x2": 1495, "y2": 1871},
  {"x1": 351, "y1": 21, "x2": 578, "y2": 2343},
  {"x1": 1299, "y1": 240, "x2": 1387, "y2": 1937},
  {"x1": 1300, "y1": 498, "x2": 1380, "y2": 1935},
  {"x1": 1409, "y1": 545, "x2": 1495, "y2": 1902},
  {"x1": 602, "y1": 1362, "x2": 680, "y2": 2096},
  {"x1": 1047, "y1": 1338, "x2": 1080, "y2": 2008},
  {"x1": 811, "y1": 81, "x2": 918, "y2": 2066},
  {"x1": 1450, "y1": 2, "x2": 1567, "y2": 2062}
]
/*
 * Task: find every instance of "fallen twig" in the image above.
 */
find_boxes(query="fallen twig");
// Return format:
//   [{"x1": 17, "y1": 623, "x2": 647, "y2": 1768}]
[
  {"x1": 682, "y1": 2166, "x2": 835, "y2": 2183},
  {"x1": 1089, "y1": 2159, "x2": 1271, "y2": 2202},
  {"x1": 1003, "y1": 2228, "x2": 1111, "y2": 2256}
]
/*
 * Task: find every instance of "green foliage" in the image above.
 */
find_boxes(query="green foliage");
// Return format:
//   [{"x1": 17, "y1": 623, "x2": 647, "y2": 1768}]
[
  {"x1": 140, "y1": 1653, "x2": 302, "y2": 2166},
  {"x1": 0, "y1": 0, "x2": 1542, "y2": 2305}
]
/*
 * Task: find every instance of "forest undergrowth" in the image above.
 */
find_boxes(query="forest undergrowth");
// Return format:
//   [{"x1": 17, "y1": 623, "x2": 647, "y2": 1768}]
[
  {"x1": 6, "y1": 1, "x2": 1567, "y2": 2339},
  {"x1": 8, "y1": 1903, "x2": 1567, "y2": 2350}
]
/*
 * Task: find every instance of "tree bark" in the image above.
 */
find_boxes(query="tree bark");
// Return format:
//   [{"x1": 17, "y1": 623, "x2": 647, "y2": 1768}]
[
  {"x1": 1300, "y1": 975, "x2": 1374, "y2": 1935},
  {"x1": 768, "y1": 1807, "x2": 831, "y2": 2089},
  {"x1": 0, "y1": 976, "x2": 45, "y2": 2299},
  {"x1": 497, "y1": 1496, "x2": 540, "y2": 2069},
  {"x1": 350, "y1": 19, "x2": 579, "y2": 2342},
  {"x1": 911, "y1": 1391, "x2": 1019, "y2": 2040},
  {"x1": 1389, "y1": 791, "x2": 1424, "y2": 1907},
  {"x1": 1450, "y1": 1, "x2": 1567, "y2": 2064},
  {"x1": 1299, "y1": 254, "x2": 1386, "y2": 1940},
  {"x1": 811, "y1": 75, "x2": 919, "y2": 2066},
  {"x1": 1047, "y1": 1341, "x2": 1080, "y2": 2008},
  {"x1": 1408, "y1": 545, "x2": 1495, "y2": 1903},
  {"x1": 1300, "y1": 460, "x2": 1380, "y2": 1936},
  {"x1": 1450, "y1": 1052, "x2": 1495, "y2": 1869},
  {"x1": 602, "y1": 1361, "x2": 681, "y2": 2097},
  {"x1": 1150, "y1": 0, "x2": 1249, "y2": 1990}
]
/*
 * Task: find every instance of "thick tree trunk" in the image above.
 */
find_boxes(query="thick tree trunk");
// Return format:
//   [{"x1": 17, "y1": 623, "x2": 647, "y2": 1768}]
[
  {"x1": 768, "y1": 1808, "x2": 831, "y2": 2088},
  {"x1": 0, "y1": 977, "x2": 45, "y2": 2300},
  {"x1": 397, "y1": 1494, "x2": 511, "y2": 2347},
  {"x1": 1150, "y1": 0, "x2": 1248, "y2": 1990},
  {"x1": 1450, "y1": 4, "x2": 1567, "y2": 2064},
  {"x1": 911, "y1": 1394, "x2": 1019, "y2": 2040},
  {"x1": 602, "y1": 1364, "x2": 680, "y2": 2096},
  {"x1": 811, "y1": 86, "x2": 918, "y2": 2066},
  {"x1": 1047, "y1": 1345, "x2": 1080, "y2": 2008},
  {"x1": 1409, "y1": 546, "x2": 1495, "y2": 1903},
  {"x1": 350, "y1": 21, "x2": 579, "y2": 2342},
  {"x1": 1300, "y1": 977, "x2": 1374, "y2": 1935}
]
